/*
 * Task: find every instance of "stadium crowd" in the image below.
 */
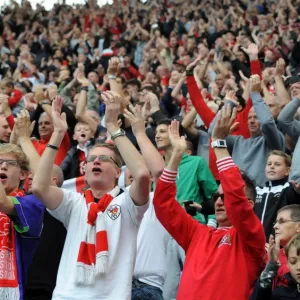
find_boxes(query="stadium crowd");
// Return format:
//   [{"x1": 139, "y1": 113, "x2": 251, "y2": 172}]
[{"x1": 1, "y1": 0, "x2": 300, "y2": 299}]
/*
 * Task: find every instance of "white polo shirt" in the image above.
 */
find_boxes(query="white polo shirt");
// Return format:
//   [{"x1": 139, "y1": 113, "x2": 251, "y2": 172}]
[{"x1": 48, "y1": 187, "x2": 148, "y2": 300}]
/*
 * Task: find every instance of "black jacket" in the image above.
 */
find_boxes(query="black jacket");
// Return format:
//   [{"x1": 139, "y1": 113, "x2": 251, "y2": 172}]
[{"x1": 254, "y1": 178, "x2": 300, "y2": 239}]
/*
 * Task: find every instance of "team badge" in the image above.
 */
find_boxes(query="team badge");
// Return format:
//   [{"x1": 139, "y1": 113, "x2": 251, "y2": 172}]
[
  {"x1": 218, "y1": 234, "x2": 232, "y2": 248},
  {"x1": 107, "y1": 205, "x2": 121, "y2": 220}
]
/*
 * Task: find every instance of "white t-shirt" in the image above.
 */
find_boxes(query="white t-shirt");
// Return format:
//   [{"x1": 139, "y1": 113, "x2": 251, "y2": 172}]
[
  {"x1": 134, "y1": 193, "x2": 169, "y2": 290},
  {"x1": 48, "y1": 187, "x2": 149, "y2": 300}
]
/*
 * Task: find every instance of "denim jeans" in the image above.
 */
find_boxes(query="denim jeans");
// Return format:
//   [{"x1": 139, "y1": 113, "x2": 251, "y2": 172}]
[{"x1": 132, "y1": 279, "x2": 164, "y2": 300}]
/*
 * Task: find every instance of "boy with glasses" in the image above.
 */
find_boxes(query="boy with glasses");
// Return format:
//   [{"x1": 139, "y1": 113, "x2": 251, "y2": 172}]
[{"x1": 0, "y1": 143, "x2": 44, "y2": 300}]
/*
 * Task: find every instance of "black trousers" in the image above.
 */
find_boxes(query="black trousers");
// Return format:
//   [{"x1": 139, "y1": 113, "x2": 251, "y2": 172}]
[{"x1": 24, "y1": 290, "x2": 53, "y2": 300}]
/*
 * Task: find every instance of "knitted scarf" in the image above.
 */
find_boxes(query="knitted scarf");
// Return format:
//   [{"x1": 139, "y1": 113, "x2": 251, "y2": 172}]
[
  {"x1": 75, "y1": 186, "x2": 120, "y2": 285},
  {"x1": 0, "y1": 188, "x2": 25, "y2": 300}
]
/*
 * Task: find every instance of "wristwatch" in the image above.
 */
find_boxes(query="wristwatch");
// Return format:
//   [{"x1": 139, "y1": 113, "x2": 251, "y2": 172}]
[
  {"x1": 40, "y1": 100, "x2": 51, "y2": 106},
  {"x1": 108, "y1": 75, "x2": 117, "y2": 80},
  {"x1": 211, "y1": 139, "x2": 227, "y2": 148},
  {"x1": 111, "y1": 128, "x2": 126, "y2": 140}
]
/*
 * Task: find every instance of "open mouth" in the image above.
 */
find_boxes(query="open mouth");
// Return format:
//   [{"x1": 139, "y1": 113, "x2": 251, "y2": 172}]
[
  {"x1": 92, "y1": 167, "x2": 102, "y2": 173},
  {"x1": 0, "y1": 173, "x2": 8, "y2": 180},
  {"x1": 216, "y1": 209, "x2": 225, "y2": 212},
  {"x1": 81, "y1": 133, "x2": 86, "y2": 138}
]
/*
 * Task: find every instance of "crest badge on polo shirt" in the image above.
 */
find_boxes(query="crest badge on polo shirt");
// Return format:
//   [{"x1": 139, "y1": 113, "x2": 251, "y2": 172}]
[
  {"x1": 218, "y1": 234, "x2": 232, "y2": 248},
  {"x1": 107, "y1": 204, "x2": 121, "y2": 220}
]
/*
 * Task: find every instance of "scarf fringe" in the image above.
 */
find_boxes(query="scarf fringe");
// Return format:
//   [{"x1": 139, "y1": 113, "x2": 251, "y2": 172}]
[
  {"x1": 75, "y1": 264, "x2": 96, "y2": 286},
  {"x1": 95, "y1": 252, "x2": 108, "y2": 274},
  {"x1": 0, "y1": 286, "x2": 20, "y2": 300}
]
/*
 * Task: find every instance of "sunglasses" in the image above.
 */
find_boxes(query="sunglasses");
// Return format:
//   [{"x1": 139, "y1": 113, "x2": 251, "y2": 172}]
[
  {"x1": 211, "y1": 193, "x2": 224, "y2": 202},
  {"x1": 86, "y1": 155, "x2": 119, "y2": 167}
]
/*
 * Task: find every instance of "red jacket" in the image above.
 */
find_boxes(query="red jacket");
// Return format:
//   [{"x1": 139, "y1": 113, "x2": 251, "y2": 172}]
[
  {"x1": 8, "y1": 89, "x2": 23, "y2": 107},
  {"x1": 153, "y1": 157, "x2": 265, "y2": 300},
  {"x1": 187, "y1": 60, "x2": 262, "y2": 179}
]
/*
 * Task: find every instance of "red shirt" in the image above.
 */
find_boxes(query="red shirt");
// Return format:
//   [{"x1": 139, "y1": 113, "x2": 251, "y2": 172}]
[
  {"x1": 153, "y1": 159, "x2": 265, "y2": 300},
  {"x1": 32, "y1": 134, "x2": 70, "y2": 165},
  {"x1": 8, "y1": 89, "x2": 23, "y2": 107}
]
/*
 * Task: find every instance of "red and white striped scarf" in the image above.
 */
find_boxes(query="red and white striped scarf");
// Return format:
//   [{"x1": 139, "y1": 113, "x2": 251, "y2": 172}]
[
  {"x1": 0, "y1": 189, "x2": 25, "y2": 299},
  {"x1": 75, "y1": 186, "x2": 120, "y2": 285}
]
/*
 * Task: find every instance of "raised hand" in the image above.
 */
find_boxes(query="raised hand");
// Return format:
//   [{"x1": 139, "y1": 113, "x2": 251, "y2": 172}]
[
  {"x1": 225, "y1": 90, "x2": 239, "y2": 106},
  {"x1": 107, "y1": 57, "x2": 121, "y2": 76},
  {"x1": 101, "y1": 91, "x2": 122, "y2": 134},
  {"x1": 15, "y1": 109, "x2": 35, "y2": 139},
  {"x1": 268, "y1": 234, "x2": 280, "y2": 263},
  {"x1": 186, "y1": 55, "x2": 203, "y2": 71},
  {"x1": 275, "y1": 58, "x2": 285, "y2": 77},
  {"x1": 212, "y1": 104, "x2": 239, "y2": 140},
  {"x1": 249, "y1": 75, "x2": 262, "y2": 93},
  {"x1": 44, "y1": 84, "x2": 58, "y2": 101},
  {"x1": 77, "y1": 73, "x2": 89, "y2": 86},
  {"x1": 241, "y1": 43, "x2": 258, "y2": 61},
  {"x1": 52, "y1": 96, "x2": 68, "y2": 134},
  {"x1": 123, "y1": 105, "x2": 146, "y2": 137},
  {"x1": 168, "y1": 119, "x2": 187, "y2": 153}
]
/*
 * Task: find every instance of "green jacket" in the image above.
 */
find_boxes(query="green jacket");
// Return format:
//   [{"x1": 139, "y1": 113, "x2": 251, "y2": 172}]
[{"x1": 176, "y1": 153, "x2": 218, "y2": 224}]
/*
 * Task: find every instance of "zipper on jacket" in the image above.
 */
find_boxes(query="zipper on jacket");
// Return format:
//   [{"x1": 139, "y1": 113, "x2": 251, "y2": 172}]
[{"x1": 261, "y1": 182, "x2": 272, "y2": 224}]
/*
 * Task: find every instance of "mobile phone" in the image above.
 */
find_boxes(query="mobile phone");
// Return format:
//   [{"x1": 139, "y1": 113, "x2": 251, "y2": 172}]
[{"x1": 183, "y1": 201, "x2": 197, "y2": 217}]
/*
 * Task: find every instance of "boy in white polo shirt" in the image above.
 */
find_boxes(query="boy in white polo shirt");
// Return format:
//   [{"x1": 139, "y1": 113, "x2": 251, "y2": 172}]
[{"x1": 32, "y1": 93, "x2": 150, "y2": 300}]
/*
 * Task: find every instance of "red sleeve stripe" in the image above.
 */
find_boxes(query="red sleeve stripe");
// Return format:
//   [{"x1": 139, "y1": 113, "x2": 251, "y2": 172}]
[
  {"x1": 216, "y1": 157, "x2": 235, "y2": 173},
  {"x1": 161, "y1": 169, "x2": 178, "y2": 183}
]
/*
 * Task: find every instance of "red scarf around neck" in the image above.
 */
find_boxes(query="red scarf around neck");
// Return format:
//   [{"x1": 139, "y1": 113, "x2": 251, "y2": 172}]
[
  {"x1": 76, "y1": 186, "x2": 120, "y2": 285},
  {"x1": 0, "y1": 188, "x2": 25, "y2": 299}
]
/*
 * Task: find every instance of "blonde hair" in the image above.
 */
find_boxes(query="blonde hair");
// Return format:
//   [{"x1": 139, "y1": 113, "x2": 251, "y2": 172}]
[
  {"x1": 268, "y1": 150, "x2": 292, "y2": 168},
  {"x1": 285, "y1": 233, "x2": 300, "y2": 258},
  {"x1": 0, "y1": 144, "x2": 29, "y2": 171}
]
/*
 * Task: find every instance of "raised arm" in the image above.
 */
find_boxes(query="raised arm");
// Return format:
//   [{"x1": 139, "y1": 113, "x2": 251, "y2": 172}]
[
  {"x1": 14, "y1": 110, "x2": 40, "y2": 174},
  {"x1": 153, "y1": 120, "x2": 206, "y2": 251},
  {"x1": 102, "y1": 91, "x2": 150, "y2": 206},
  {"x1": 211, "y1": 104, "x2": 265, "y2": 256},
  {"x1": 123, "y1": 96, "x2": 165, "y2": 183},
  {"x1": 277, "y1": 97, "x2": 300, "y2": 140},
  {"x1": 75, "y1": 74, "x2": 98, "y2": 134},
  {"x1": 250, "y1": 75, "x2": 284, "y2": 150},
  {"x1": 32, "y1": 96, "x2": 65, "y2": 210},
  {"x1": 274, "y1": 58, "x2": 290, "y2": 108}
]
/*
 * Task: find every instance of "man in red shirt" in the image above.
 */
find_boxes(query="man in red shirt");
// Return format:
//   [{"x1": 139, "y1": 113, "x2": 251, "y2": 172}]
[
  {"x1": 153, "y1": 105, "x2": 265, "y2": 300},
  {"x1": 0, "y1": 79, "x2": 23, "y2": 108},
  {"x1": 32, "y1": 96, "x2": 70, "y2": 165}
]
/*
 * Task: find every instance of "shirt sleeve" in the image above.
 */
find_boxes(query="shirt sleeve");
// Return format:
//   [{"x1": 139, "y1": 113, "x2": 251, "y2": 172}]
[
  {"x1": 47, "y1": 189, "x2": 83, "y2": 229},
  {"x1": 12, "y1": 195, "x2": 44, "y2": 238},
  {"x1": 124, "y1": 186, "x2": 149, "y2": 226}
]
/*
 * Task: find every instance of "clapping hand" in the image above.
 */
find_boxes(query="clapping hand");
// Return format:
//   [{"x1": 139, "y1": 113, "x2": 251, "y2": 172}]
[
  {"x1": 52, "y1": 96, "x2": 67, "y2": 134},
  {"x1": 123, "y1": 105, "x2": 145, "y2": 137},
  {"x1": 268, "y1": 234, "x2": 280, "y2": 263},
  {"x1": 212, "y1": 104, "x2": 239, "y2": 140},
  {"x1": 169, "y1": 120, "x2": 187, "y2": 153},
  {"x1": 102, "y1": 91, "x2": 122, "y2": 134},
  {"x1": 15, "y1": 110, "x2": 35, "y2": 140}
]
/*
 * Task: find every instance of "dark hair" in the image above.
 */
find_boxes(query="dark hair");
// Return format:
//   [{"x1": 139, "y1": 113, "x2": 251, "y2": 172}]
[
  {"x1": 141, "y1": 84, "x2": 160, "y2": 99},
  {"x1": 185, "y1": 140, "x2": 194, "y2": 154},
  {"x1": 277, "y1": 205, "x2": 300, "y2": 222},
  {"x1": 156, "y1": 119, "x2": 185, "y2": 136},
  {"x1": 126, "y1": 79, "x2": 141, "y2": 91},
  {"x1": 240, "y1": 171, "x2": 256, "y2": 200}
]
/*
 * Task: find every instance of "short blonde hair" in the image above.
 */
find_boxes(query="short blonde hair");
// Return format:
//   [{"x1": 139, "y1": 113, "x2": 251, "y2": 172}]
[
  {"x1": 0, "y1": 144, "x2": 29, "y2": 171},
  {"x1": 285, "y1": 233, "x2": 300, "y2": 258}
]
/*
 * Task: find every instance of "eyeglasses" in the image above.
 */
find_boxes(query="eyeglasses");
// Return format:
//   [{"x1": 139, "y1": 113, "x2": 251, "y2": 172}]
[
  {"x1": 86, "y1": 155, "x2": 119, "y2": 167},
  {"x1": 212, "y1": 193, "x2": 225, "y2": 202},
  {"x1": 273, "y1": 219, "x2": 300, "y2": 226},
  {"x1": 0, "y1": 159, "x2": 20, "y2": 167}
]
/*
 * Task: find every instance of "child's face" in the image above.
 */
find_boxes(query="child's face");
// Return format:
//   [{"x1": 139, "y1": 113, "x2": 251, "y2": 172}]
[
  {"x1": 288, "y1": 246, "x2": 300, "y2": 283},
  {"x1": 73, "y1": 124, "x2": 93, "y2": 145},
  {"x1": 265, "y1": 155, "x2": 290, "y2": 181}
]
